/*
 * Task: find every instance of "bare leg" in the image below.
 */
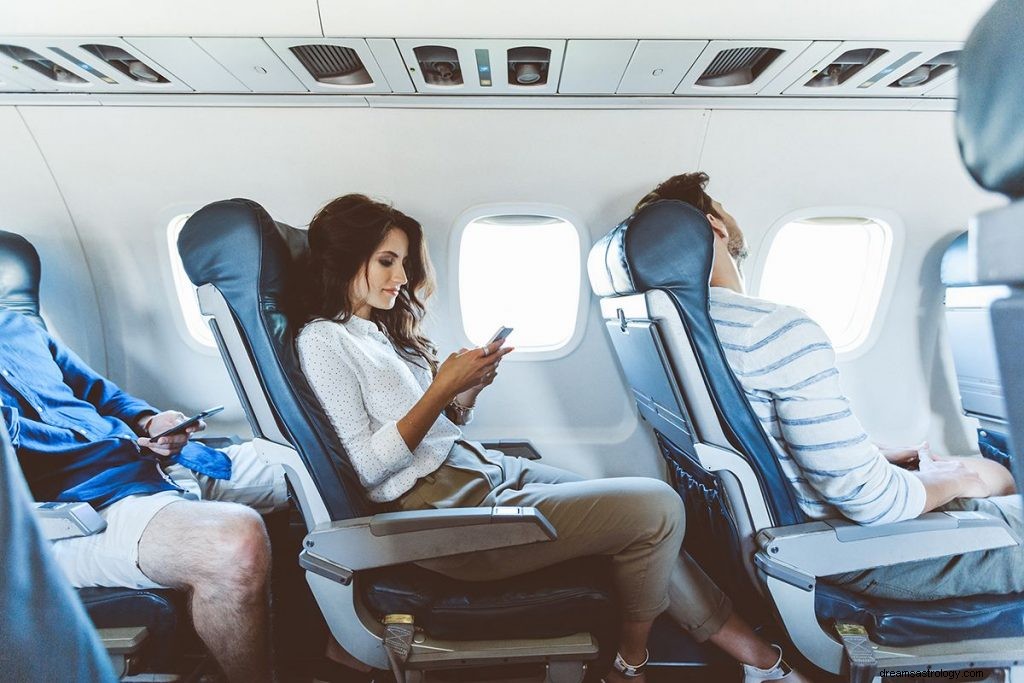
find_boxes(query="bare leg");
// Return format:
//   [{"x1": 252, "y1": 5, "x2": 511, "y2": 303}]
[
  {"x1": 708, "y1": 613, "x2": 813, "y2": 682},
  {"x1": 138, "y1": 500, "x2": 273, "y2": 683},
  {"x1": 605, "y1": 620, "x2": 653, "y2": 683}
]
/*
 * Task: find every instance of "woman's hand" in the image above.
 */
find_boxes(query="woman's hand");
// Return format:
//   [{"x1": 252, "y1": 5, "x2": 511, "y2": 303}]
[{"x1": 435, "y1": 340, "x2": 513, "y2": 400}]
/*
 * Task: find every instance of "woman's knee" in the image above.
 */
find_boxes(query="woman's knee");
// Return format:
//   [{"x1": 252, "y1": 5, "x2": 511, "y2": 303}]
[{"x1": 626, "y1": 478, "x2": 685, "y2": 539}]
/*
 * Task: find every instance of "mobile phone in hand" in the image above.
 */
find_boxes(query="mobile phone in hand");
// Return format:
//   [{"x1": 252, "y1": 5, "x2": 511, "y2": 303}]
[
  {"x1": 148, "y1": 406, "x2": 224, "y2": 441},
  {"x1": 483, "y1": 326, "x2": 513, "y2": 353}
]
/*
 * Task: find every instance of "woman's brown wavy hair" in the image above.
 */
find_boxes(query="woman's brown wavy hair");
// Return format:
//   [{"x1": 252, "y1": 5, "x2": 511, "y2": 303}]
[{"x1": 296, "y1": 194, "x2": 438, "y2": 371}]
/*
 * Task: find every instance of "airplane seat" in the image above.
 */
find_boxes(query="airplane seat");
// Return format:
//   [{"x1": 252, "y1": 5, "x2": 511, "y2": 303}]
[
  {"x1": 0, "y1": 228, "x2": 190, "y2": 673},
  {"x1": 956, "y1": 0, "x2": 1024, "y2": 496},
  {"x1": 587, "y1": 201, "x2": 1024, "y2": 681},
  {"x1": 940, "y1": 231, "x2": 1013, "y2": 468},
  {"x1": 177, "y1": 198, "x2": 617, "y2": 682}
]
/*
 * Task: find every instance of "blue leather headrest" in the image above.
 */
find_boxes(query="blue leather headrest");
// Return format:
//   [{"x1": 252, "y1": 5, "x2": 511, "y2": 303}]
[
  {"x1": 178, "y1": 199, "x2": 371, "y2": 520},
  {"x1": 588, "y1": 200, "x2": 804, "y2": 525},
  {"x1": 940, "y1": 232, "x2": 972, "y2": 287},
  {"x1": 956, "y1": 0, "x2": 1024, "y2": 198},
  {"x1": 0, "y1": 230, "x2": 45, "y2": 329}
]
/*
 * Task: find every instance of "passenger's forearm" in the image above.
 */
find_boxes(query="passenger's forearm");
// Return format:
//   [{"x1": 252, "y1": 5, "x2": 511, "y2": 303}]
[{"x1": 397, "y1": 382, "x2": 453, "y2": 452}]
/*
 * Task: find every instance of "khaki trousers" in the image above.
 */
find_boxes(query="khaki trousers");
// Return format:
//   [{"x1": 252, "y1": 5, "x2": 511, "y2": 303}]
[{"x1": 394, "y1": 442, "x2": 732, "y2": 641}]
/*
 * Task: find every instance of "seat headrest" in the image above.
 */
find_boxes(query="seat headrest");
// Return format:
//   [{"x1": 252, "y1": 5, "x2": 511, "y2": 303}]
[
  {"x1": 178, "y1": 198, "x2": 371, "y2": 520},
  {"x1": 940, "y1": 232, "x2": 972, "y2": 286},
  {"x1": 0, "y1": 230, "x2": 44, "y2": 328},
  {"x1": 588, "y1": 200, "x2": 804, "y2": 526},
  {"x1": 587, "y1": 200, "x2": 714, "y2": 299},
  {"x1": 956, "y1": 0, "x2": 1024, "y2": 199}
]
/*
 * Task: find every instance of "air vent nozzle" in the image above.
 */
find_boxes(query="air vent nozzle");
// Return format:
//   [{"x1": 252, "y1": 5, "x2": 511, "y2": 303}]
[
  {"x1": 0, "y1": 44, "x2": 85, "y2": 84},
  {"x1": 697, "y1": 47, "x2": 782, "y2": 87},
  {"x1": 81, "y1": 44, "x2": 168, "y2": 84},
  {"x1": 889, "y1": 50, "x2": 958, "y2": 88},
  {"x1": 414, "y1": 45, "x2": 463, "y2": 86},
  {"x1": 806, "y1": 48, "x2": 888, "y2": 88},
  {"x1": 289, "y1": 44, "x2": 372, "y2": 86},
  {"x1": 507, "y1": 46, "x2": 551, "y2": 86}
]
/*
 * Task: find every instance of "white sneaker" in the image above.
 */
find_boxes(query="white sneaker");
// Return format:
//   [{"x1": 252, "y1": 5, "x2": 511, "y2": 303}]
[{"x1": 742, "y1": 645, "x2": 799, "y2": 682}]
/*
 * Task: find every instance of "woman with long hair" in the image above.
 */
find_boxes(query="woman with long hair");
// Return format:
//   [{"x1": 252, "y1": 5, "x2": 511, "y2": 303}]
[{"x1": 294, "y1": 194, "x2": 809, "y2": 683}]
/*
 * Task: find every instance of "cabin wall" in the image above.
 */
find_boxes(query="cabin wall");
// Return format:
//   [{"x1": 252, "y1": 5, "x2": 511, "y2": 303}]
[{"x1": 0, "y1": 103, "x2": 1001, "y2": 479}]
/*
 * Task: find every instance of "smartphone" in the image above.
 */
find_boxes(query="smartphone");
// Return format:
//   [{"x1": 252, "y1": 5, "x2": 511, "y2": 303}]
[
  {"x1": 148, "y1": 406, "x2": 224, "y2": 441},
  {"x1": 485, "y1": 326, "x2": 514, "y2": 349}
]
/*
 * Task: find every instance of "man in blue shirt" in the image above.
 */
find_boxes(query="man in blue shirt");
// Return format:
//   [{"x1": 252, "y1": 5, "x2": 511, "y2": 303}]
[{"x1": 0, "y1": 310, "x2": 288, "y2": 683}]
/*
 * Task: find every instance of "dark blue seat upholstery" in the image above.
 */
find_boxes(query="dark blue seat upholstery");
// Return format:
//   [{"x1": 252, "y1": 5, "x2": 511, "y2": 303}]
[
  {"x1": 0, "y1": 229, "x2": 192, "y2": 671},
  {"x1": 587, "y1": 200, "x2": 1024, "y2": 648},
  {"x1": 178, "y1": 199, "x2": 617, "y2": 664}
]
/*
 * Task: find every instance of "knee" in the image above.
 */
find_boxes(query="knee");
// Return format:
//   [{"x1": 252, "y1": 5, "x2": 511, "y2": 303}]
[
  {"x1": 634, "y1": 479, "x2": 686, "y2": 541},
  {"x1": 202, "y1": 506, "x2": 271, "y2": 593}
]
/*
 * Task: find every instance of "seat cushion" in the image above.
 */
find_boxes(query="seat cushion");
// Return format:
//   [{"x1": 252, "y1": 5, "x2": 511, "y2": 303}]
[
  {"x1": 815, "y1": 583, "x2": 1024, "y2": 646},
  {"x1": 78, "y1": 587, "x2": 187, "y2": 667},
  {"x1": 359, "y1": 558, "x2": 617, "y2": 643}
]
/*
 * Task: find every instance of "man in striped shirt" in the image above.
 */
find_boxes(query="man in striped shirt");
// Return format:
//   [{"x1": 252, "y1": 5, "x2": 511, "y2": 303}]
[{"x1": 637, "y1": 172, "x2": 1022, "y2": 601}]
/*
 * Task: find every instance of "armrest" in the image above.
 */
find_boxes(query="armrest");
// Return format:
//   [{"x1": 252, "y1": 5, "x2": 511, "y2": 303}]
[
  {"x1": 754, "y1": 511, "x2": 1020, "y2": 590},
  {"x1": 33, "y1": 501, "x2": 106, "y2": 541},
  {"x1": 299, "y1": 506, "x2": 556, "y2": 585}
]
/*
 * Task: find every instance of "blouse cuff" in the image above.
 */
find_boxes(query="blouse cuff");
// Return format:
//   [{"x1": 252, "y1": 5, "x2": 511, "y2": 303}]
[{"x1": 368, "y1": 420, "x2": 415, "y2": 476}]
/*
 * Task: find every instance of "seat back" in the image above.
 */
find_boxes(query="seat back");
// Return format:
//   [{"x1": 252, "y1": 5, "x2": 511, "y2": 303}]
[
  {"x1": 588, "y1": 199, "x2": 803, "y2": 528},
  {"x1": 177, "y1": 199, "x2": 372, "y2": 526},
  {"x1": 940, "y1": 232, "x2": 1010, "y2": 427},
  {"x1": 956, "y1": 0, "x2": 1024, "y2": 492},
  {"x1": 0, "y1": 230, "x2": 45, "y2": 327}
]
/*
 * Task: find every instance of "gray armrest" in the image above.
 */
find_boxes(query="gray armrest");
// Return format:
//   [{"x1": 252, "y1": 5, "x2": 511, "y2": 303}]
[
  {"x1": 755, "y1": 511, "x2": 1020, "y2": 590},
  {"x1": 33, "y1": 501, "x2": 106, "y2": 541},
  {"x1": 300, "y1": 506, "x2": 556, "y2": 585}
]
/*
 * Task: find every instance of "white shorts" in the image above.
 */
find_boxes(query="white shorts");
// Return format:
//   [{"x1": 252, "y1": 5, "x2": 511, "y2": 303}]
[{"x1": 50, "y1": 442, "x2": 289, "y2": 590}]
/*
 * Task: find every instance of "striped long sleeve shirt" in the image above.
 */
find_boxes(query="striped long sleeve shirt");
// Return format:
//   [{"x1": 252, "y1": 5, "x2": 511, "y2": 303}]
[{"x1": 709, "y1": 287, "x2": 926, "y2": 525}]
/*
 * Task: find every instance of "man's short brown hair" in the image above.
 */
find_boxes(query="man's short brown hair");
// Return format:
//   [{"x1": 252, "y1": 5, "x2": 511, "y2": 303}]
[{"x1": 635, "y1": 171, "x2": 720, "y2": 218}]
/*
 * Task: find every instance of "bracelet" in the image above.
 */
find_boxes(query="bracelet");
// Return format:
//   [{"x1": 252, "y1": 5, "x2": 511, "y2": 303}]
[{"x1": 448, "y1": 398, "x2": 475, "y2": 422}]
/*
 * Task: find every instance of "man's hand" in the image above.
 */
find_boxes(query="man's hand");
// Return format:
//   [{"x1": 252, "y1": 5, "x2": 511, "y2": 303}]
[
  {"x1": 915, "y1": 461, "x2": 989, "y2": 512},
  {"x1": 878, "y1": 441, "x2": 928, "y2": 469},
  {"x1": 137, "y1": 410, "x2": 206, "y2": 458}
]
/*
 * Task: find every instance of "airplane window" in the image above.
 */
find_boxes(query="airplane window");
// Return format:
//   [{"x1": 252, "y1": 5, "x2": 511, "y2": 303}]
[
  {"x1": 166, "y1": 214, "x2": 216, "y2": 348},
  {"x1": 457, "y1": 213, "x2": 582, "y2": 354},
  {"x1": 757, "y1": 215, "x2": 894, "y2": 354}
]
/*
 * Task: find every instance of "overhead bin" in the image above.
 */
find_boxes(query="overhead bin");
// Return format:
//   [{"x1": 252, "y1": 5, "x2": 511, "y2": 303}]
[
  {"x1": 779, "y1": 42, "x2": 961, "y2": 96},
  {"x1": 396, "y1": 39, "x2": 565, "y2": 93},
  {"x1": 0, "y1": 37, "x2": 190, "y2": 92},
  {"x1": 558, "y1": 40, "x2": 636, "y2": 94},
  {"x1": 674, "y1": 40, "x2": 811, "y2": 95},
  {"x1": 617, "y1": 41, "x2": 708, "y2": 95}
]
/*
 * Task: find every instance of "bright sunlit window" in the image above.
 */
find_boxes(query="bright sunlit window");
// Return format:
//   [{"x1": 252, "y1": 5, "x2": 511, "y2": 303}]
[
  {"x1": 167, "y1": 213, "x2": 215, "y2": 348},
  {"x1": 757, "y1": 215, "x2": 894, "y2": 354},
  {"x1": 458, "y1": 213, "x2": 582, "y2": 354}
]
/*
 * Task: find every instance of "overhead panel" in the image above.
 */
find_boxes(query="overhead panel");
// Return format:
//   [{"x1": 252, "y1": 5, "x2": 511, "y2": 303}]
[
  {"x1": 365, "y1": 39, "x2": 416, "y2": 94},
  {"x1": 396, "y1": 39, "x2": 564, "y2": 94},
  {"x1": 781, "y1": 42, "x2": 962, "y2": 97},
  {"x1": 193, "y1": 38, "x2": 307, "y2": 93},
  {"x1": 758, "y1": 41, "x2": 841, "y2": 95},
  {"x1": 264, "y1": 38, "x2": 392, "y2": 94},
  {"x1": 675, "y1": 40, "x2": 811, "y2": 95},
  {"x1": 558, "y1": 40, "x2": 637, "y2": 94},
  {"x1": 126, "y1": 37, "x2": 248, "y2": 92},
  {"x1": 617, "y1": 40, "x2": 707, "y2": 95},
  {"x1": 0, "y1": 37, "x2": 191, "y2": 93}
]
